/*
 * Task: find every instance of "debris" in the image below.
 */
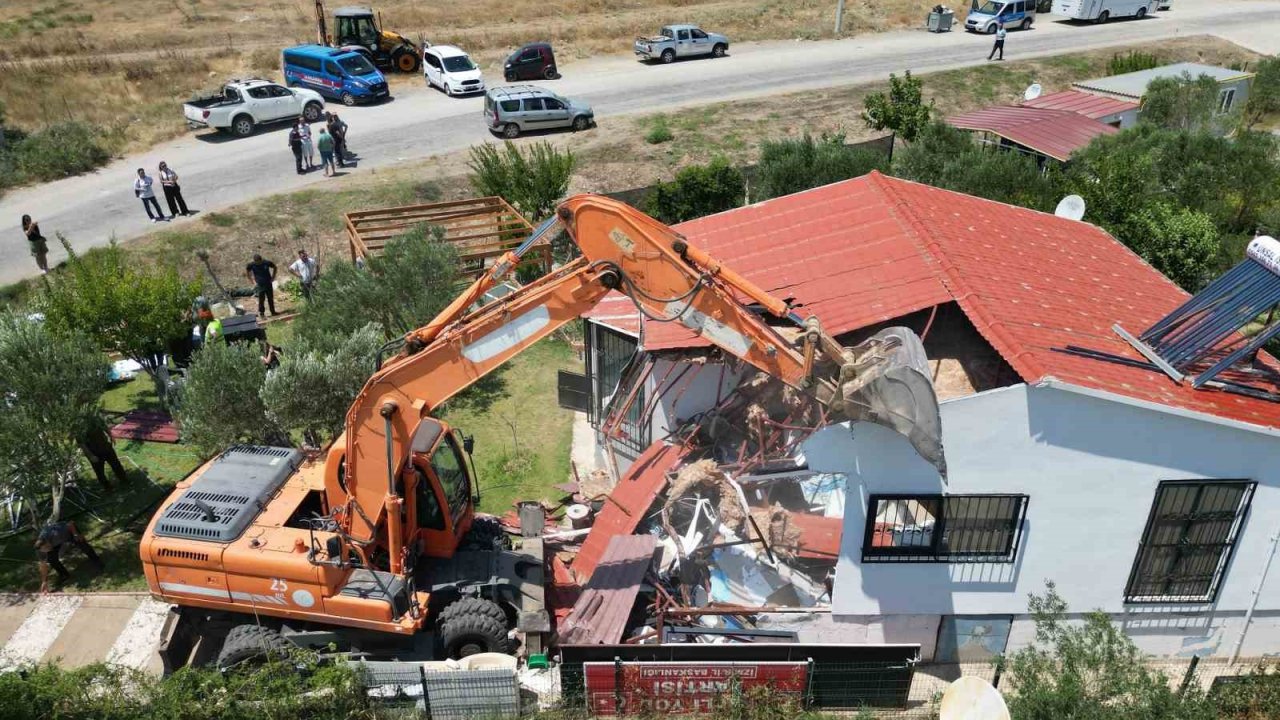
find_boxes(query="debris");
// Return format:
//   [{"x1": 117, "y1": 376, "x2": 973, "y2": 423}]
[
  {"x1": 574, "y1": 443, "x2": 683, "y2": 581},
  {"x1": 560, "y1": 535, "x2": 658, "y2": 645}
]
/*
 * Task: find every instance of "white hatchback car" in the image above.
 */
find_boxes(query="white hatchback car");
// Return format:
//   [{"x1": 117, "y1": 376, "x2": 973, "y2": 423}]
[{"x1": 423, "y1": 44, "x2": 485, "y2": 96}]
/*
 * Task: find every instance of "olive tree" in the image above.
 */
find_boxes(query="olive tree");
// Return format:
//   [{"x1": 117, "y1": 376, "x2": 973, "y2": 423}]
[
  {"x1": 263, "y1": 323, "x2": 382, "y2": 447},
  {"x1": 862, "y1": 71, "x2": 933, "y2": 142},
  {"x1": 173, "y1": 341, "x2": 284, "y2": 458}
]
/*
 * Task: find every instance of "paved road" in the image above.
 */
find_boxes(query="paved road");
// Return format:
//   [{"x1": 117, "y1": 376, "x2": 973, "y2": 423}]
[
  {"x1": 0, "y1": 593, "x2": 169, "y2": 673},
  {"x1": 2, "y1": 0, "x2": 1278, "y2": 285}
]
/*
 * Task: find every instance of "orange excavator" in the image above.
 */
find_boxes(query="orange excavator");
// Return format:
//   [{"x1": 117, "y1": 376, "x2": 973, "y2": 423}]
[{"x1": 141, "y1": 195, "x2": 945, "y2": 669}]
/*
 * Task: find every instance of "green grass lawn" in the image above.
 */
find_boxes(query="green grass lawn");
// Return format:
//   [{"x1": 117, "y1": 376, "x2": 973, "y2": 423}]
[{"x1": 437, "y1": 337, "x2": 580, "y2": 516}]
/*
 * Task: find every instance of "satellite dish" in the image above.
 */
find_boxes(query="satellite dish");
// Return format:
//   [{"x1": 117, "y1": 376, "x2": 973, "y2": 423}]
[
  {"x1": 939, "y1": 677, "x2": 1010, "y2": 720},
  {"x1": 1023, "y1": 82, "x2": 1043, "y2": 101},
  {"x1": 1055, "y1": 194, "x2": 1086, "y2": 221}
]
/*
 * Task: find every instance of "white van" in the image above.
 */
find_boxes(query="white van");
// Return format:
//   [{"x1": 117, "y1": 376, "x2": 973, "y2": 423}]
[
  {"x1": 964, "y1": 0, "x2": 1036, "y2": 33},
  {"x1": 422, "y1": 44, "x2": 485, "y2": 96},
  {"x1": 1053, "y1": 0, "x2": 1159, "y2": 22}
]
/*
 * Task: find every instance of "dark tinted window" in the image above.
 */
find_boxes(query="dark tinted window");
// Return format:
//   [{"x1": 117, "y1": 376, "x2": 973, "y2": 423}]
[
  {"x1": 520, "y1": 48, "x2": 540, "y2": 62},
  {"x1": 691, "y1": 29, "x2": 708, "y2": 39},
  {"x1": 338, "y1": 54, "x2": 376, "y2": 75},
  {"x1": 522, "y1": 97, "x2": 544, "y2": 111},
  {"x1": 415, "y1": 469, "x2": 444, "y2": 530},
  {"x1": 287, "y1": 53, "x2": 324, "y2": 72},
  {"x1": 268, "y1": 85, "x2": 293, "y2": 97},
  {"x1": 324, "y1": 60, "x2": 341, "y2": 75},
  {"x1": 544, "y1": 97, "x2": 565, "y2": 110},
  {"x1": 678, "y1": 29, "x2": 690, "y2": 40},
  {"x1": 430, "y1": 437, "x2": 470, "y2": 523},
  {"x1": 425, "y1": 53, "x2": 440, "y2": 69},
  {"x1": 500, "y1": 99, "x2": 520, "y2": 112},
  {"x1": 247, "y1": 87, "x2": 272, "y2": 99}
]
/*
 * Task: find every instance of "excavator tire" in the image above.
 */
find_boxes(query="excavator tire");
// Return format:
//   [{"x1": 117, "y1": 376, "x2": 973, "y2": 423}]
[
  {"x1": 440, "y1": 610, "x2": 511, "y2": 658},
  {"x1": 461, "y1": 515, "x2": 510, "y2": 550},
  {"x1": 438, "y1": 596, "x2": 508, "y2": 628},
  {"x1": 216, "y1": 624, "x2": 294, "y2": 670}
]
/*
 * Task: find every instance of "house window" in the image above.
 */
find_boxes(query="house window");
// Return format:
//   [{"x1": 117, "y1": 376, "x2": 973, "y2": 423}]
[
  {"x1": 585, "y1": 321, "x2": 649, "y2": 453},
  {"x1": 1218, "y1": 88, "x2": 1236, "y2": 114},
  {"x1": 862, "y1": 494, "x2": 1029, "y2": 563},
  {"x1": 1124, "y1": 480, "x2": 1256, "y2": 604}
]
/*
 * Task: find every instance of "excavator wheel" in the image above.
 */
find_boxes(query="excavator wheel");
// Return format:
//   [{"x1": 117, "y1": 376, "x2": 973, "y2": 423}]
[
  {"x1": 393, "y1": 47, "x2": 419, "y2": 73},
  {"x1": 439, "y1": 601, "x2": 511, "y2": 658},
  {"x1": 216, "y1": 624, "x2": 294, "y2": 670},
  {"x1": 461, "y1": 515, "x2": 510, "y2": 550}
]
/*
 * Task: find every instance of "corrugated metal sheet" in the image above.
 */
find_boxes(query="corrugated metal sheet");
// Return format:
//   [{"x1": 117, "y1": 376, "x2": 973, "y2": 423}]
[
  {"x1": 1020, "y1": 89, "x2": 1138, "y2": 120},
  {"x1": 594, "y1": 172, "x2": 1280, "y2": 433},
  {"x1": 559, "y1": 535, "x2": 657, "y2": 645},
  {"x1": 1074, "y1": 62, "x2": 1255, "y2": 101},
  {"x1": 573, "y1": 443, "x2": 683, "y2": 580},
  {"x1": 946, "y1": 106, "x2": 1118, "y2": 162}
]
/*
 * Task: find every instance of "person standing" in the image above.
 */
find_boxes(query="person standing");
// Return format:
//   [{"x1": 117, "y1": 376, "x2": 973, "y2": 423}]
[
  {"x1": 158, "y1": 161, "x2": 190, "y2": 218},
  {"x1": 21, "y1": 214, "x2": 49, "y2": 274},
  {"x1": 327, "y1": 112, "x2": 348, "y2": 168},
  {"x1": 288, "y1": 125, "x2": 305, "y2": 175},
  {"x1": 297, "y1": 118, "x2": 315, "y2": 171},
  {"x1": 317, "y1": 127, "x2": 336, "y2": 176},
  {"x1": 288, "y1": 248, "x2": 320, "y2": 301},
  {"x1": 78, "y1": 416, "x2": 129, "y2": 490},
  {"x1": 35, "y1": 521, "x2": 103, "y2": 593},
  {"x1": 245, "y1": 253, "x2": 278, "y2": 316},
  {"x1": 134, "y1": 168, "x2": 164, "y2": 222},
  {"x1": 988, "y1": 22, "x2": 1006, "y2": 61},
  {"x1": 260, "y1": 341, "x2": 283, "y2": 370}
]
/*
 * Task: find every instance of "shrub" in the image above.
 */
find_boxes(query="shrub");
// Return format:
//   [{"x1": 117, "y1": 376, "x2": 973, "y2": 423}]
[
  {"x1": 263, "y1": 322, "x2": 383, "y2": 447},
  {"x1": 1140, "y1": 73, "x2": 1223, "y2": 132},
  {"x1": 1108, "y1": 50, "x2": 1161, "y2": 76},
  {"x1": 173, "y1": 340, "x2": 284, "y2": 458},
  {"x1": 645, "y1": 116, "x2": 673, "y2": 144},
  {"x1": 755, "y1": 133, "x2": 888, "y2": 200},
  {"x1": 10, "y1": 121, "x2": 110, "y2": 181},
  {"x1": 1120, "y1": 201, "x2": 1220, "y2": 291},
  {"x1": 644, "y1": 158, "x2": 745, "y2": 224},
  {"x1": 862, "y1": 70, "x2": 933, "y2": 142},
  {"x1": 468, "y1": 141, "x2": 575, "y2": 221}
]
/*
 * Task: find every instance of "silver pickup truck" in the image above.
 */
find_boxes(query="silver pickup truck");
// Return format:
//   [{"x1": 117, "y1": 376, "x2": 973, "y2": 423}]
[{"x1": 634, "y1": 24, "x2": 729, "y2": 64}]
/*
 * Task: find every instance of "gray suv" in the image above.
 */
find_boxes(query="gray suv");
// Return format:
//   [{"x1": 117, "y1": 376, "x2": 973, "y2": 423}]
[{"x1": 484, "y1": 85, "x2": 594, "y2": 139}]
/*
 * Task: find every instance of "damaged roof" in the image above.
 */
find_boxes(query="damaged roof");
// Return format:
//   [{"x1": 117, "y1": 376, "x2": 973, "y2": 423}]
[
  {"x1": 945, "y1": 106, "x2": 1119, "y2": 162},
  {"x1": 584, "y1": 171, "x2": 1280, "y2": 433}
]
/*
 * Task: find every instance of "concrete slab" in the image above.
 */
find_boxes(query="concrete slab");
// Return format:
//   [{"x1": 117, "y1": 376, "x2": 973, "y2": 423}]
[
  {"x1": 0, "y1": 596, "x2": 39, "y2": 649},
  {"x1": 0, "y1": 595, "x2": 83, "y2": 670},
  {"x1": 106, "y1": 598, "x2": 170, "y2": 671},
  {"x1": 43, "y1": 595, "x2": 139, "y2": 669}
]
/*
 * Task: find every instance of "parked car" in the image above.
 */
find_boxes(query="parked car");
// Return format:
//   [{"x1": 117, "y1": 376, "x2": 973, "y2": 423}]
[
  {"x1": 423, "y1": 44, "x2": 485, "y2": 96},
  {"x1": 183, "y1": 79, "x2": 325, "y2": 137},
  {"x1": 964, "y1": 0, "x2": 1036, "y2": 32},
  {"x1": 282, "y1": 44, "x2": 389, "y2": 106},
  {"x1": 504, "y1": 42, "x2": 559, "y2": 81},
  {"x1": 634, "y1": 25, "x2": 728, "y2": 64},
  {"x1": 483, "y1": 85, "x2": 593, "y2": 138}
]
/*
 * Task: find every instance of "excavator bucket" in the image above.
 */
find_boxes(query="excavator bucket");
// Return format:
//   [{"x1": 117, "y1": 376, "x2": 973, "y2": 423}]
[{"x1": 829, "y1": 326, "x2": 947, "y2": 478}]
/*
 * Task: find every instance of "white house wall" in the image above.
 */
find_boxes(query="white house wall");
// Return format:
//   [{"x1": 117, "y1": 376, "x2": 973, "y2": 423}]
[
  {"x1": 813, "y1": 383, "x2": 1280, "y2": 657},
  {"x1": 647, "y1": 359, "x2": 744, "y2": 440}
]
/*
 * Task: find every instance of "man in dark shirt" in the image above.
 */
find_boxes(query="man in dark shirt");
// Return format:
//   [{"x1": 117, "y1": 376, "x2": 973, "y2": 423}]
[
  {"x1": 36, "y1": 521, "x2": 103, "y2": 593},
  {"x1": 245, "y1": 253, "x2": 278, "y2": 316},
  {"x1": 79, "y1": 416, "x2": 129, "y2": 490}
]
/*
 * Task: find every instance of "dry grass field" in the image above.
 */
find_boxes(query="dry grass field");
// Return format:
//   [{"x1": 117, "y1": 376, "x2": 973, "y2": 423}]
[{"x1": 0, "y1": 0, "x2": 928, "y2": 152}]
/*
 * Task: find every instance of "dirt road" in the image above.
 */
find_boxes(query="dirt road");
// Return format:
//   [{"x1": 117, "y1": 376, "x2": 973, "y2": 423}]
[{"x1": 2, "y1": 0, "x2": 1278, "y2": 285}]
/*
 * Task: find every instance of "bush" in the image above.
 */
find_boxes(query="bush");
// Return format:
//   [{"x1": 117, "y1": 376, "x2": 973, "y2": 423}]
[
  {"x1": 1108, "y1": 50, "x2": 1161, "y2": 76},
  {"x1": 1140, "y1": 73, "x2": 1223, "y2": 132},
  {"x1": 755, "y1": 133, "x2": 888, "y2": 201},
  {"x1": 263, "y1": 322, "x2": 383, "y2": 447},
  {"x1": 1120, "y1": 201, "x2": 1220, "y2": 291},
  {"x1": 645, "y1": 116, "x2": 673, "y2": 144},
  {"x1": 10, "y1": 121, "x2": 110, "y2": 182},
  {"x1": 173, "y1": 340, "x2": 283, "y2": 457},
  {"x1": 644, "y1": 158, "x2": 745, "y2": 224},
  {"x1": 468, "y1": 141, "x2": 575, "y2": 221}
]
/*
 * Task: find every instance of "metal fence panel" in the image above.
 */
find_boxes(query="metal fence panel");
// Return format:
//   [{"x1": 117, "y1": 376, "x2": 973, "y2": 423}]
[{"x1": 425, "y1": 668, "x2": 521, "y2": 720}]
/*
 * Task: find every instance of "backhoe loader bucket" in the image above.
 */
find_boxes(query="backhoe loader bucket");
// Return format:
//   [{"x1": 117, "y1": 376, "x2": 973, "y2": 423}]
[{"x1": 829, "y1": 326, "x2": 947, "y2": 478}]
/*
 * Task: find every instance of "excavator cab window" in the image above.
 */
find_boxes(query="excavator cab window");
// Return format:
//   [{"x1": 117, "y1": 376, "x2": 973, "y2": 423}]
[
  {"x1": 336, "y1": 15, "x2": 379, "y2": 49},
  {"x1": 415, "y1": 468, "x2": 445, "y2": 531},
  {"x1": 430, "y1": 434, "x2": 470, "y2": 525}
]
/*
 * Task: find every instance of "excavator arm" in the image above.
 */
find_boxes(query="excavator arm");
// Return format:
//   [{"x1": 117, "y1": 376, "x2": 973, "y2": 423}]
[{"x1": 331, "y1": 194, "x2": 945, "y2": 549}]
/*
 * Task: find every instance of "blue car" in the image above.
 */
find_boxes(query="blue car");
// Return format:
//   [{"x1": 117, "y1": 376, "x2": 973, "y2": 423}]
[{"x1": 282, "y1": 44, "x2": 390, "y2": 106}]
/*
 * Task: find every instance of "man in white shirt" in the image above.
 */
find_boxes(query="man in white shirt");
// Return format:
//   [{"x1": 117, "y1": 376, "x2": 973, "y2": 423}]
[
  {"x1": 133, "y1": 168, "x2": 164, "y2": 222},
  {"x1": 288, "y1": 248, "x2": 320, "y2": 300},
  {"x1": 988, "y1": 22, "x2": 1006, "y2": 61}
]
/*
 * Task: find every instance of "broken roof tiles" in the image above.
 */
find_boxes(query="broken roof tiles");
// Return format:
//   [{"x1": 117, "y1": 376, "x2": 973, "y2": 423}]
[{"x1": 558, "y1": 534, "x2": 657, "y2": 646}]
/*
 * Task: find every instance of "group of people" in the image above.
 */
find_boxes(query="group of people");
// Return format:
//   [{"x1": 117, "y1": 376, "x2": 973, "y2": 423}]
[
  {"x1": 289, "y1": 112, "x2": 350, "y2": 177},
  {"x1": 134, "y1": 162, "x2": 191, "y2": 223},
  {"x1": 245, "y1": 247, "x2": 320, "y2": 316}
]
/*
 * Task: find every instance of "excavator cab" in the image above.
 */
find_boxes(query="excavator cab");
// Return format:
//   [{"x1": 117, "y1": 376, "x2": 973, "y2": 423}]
[
  {"x1": 332, "y1": 6, "x2": 420, "y2": 72},
  {"x1": 405, "y1": 419, "x2": 479, "y2": 559}
]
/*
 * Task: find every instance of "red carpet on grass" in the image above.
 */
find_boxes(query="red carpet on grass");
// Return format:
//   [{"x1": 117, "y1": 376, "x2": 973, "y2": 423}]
[{"x1": 110, "y1": 411, "x2": 180, "y2": 443}]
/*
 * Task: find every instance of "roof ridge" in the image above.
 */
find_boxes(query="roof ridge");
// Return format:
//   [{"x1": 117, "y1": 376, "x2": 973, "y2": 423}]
[{"x1": 869, "y1": 172, "x2": 1048, "y2": 383}]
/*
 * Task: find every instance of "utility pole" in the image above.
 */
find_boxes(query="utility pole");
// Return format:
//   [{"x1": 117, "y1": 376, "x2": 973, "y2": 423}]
[{"x1": 834, "y1": 0, "x2": 845, "y2": 36}]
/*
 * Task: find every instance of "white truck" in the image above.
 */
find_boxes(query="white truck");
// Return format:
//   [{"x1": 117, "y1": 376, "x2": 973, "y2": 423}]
[
  {"x1": 1053, "y1": 0, "x2": 1159, "y2": 22},
  {"x1": 634, "y1": 24, "x2": 729, "y2": 64},
  {"x1": 184, "y1": 79, "x2": 326, "y2": 138}
]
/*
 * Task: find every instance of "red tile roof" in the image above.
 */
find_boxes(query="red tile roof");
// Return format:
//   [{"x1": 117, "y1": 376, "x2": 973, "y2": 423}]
[
  {"x1": 1020, "y1": 89, "x2": 1139, "y2": 120},
  {"x1": 585, "y1": 172, "x2": 1280, "y2": 433},
  {"x1": 946, "y1": 106, "x2": 1119, "y2": 161}
]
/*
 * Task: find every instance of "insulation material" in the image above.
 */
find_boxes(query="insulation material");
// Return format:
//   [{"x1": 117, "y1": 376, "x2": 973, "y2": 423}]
[{"x1": 797, "y1": 473, "x2": 847, "y2": 518}]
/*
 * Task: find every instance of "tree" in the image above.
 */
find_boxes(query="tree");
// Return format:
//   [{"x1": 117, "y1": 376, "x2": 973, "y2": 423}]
[
  {"x1": 1119, "y1": 201, "x2": 1220, "y2": 291},
  {"x1": 40, "y1": 238, "x2": 199, "y2": 398},
  {"x1": 862, "y1": 71, "x2": 933, "y2": 142},
  {"x1": 0, "y1": 315, "x2": 108, "y2": 525},
  {"x1": 263, "y1": 323, "x2": 382, "y2": 447},
  {"x1": 644, "y1": 158, "x2": 745, "y2": 224},
  {"x1": 1243, "y1": 56, "x2": 1280, "y2": 131},
  {"x1": 755, "y1": 133, "x2": 888, "y2": 201},
  {"x1": 173, "y1": 341, "x2": 282, "y2": 458},
  {"x1": 1139, "y1": 72, "x2": 1223, "y2": 132},
  {"x1": 468, "y1": 141, "x2": 575, "y2": 221},
  {"x1": 293, "y1": 225, "x2": 460, "y2": 342},
  {"x1": 1004, "y1": 583, "x2": 1215, "y2": 720}
]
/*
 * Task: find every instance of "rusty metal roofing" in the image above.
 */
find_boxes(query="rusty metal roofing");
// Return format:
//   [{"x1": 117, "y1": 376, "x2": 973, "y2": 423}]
[
  {"x1": 573, "y1": 443, "x2": 684, "y2": 581},
  {"x1": 946, "y1": 105, "x2": 1118, "y2": 162},
  {"x1": 1019, "y1": 89, "x2": 1138, "y2": 120},
  {"x1": 585, "y1": 172, "x2": 1280, "y2": 433},
  {"x1": 559, "y1": 534, "x2": 657, "y2": 645}
]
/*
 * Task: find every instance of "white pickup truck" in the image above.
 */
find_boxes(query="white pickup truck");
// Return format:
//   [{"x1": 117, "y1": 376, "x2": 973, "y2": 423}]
[
  {"x1": 634, "y1": 24, "x2": 729, "y2": 64},
  {"x1": 184, "y1": 79, "x2": 326, "y2": 137}
]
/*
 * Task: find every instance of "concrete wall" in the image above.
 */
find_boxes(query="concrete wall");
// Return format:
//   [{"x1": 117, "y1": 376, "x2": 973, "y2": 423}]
[
  {"x1": 1099, "y1": 107, "x2": 1141, "y2": 129},
  {"x1": 813, "y1": 383, "x2": 1280, "y2": 658}
]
